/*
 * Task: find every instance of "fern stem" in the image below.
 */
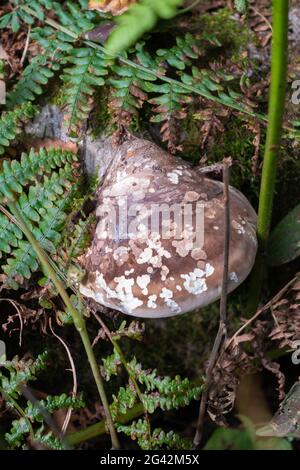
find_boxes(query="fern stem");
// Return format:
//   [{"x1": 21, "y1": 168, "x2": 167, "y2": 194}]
[
  {"x1": 7, "y1": 201, "x2": 120, "y2": 450},
  {"x1": 246, "y1": 0, "x2": 289, "y2": 314},
  {"x1": 176, "y1": 0, "x2": 201, "y2": 16},
  {"x1": 68, "y1": 402, "x2": 144, "y2": 446},
  {"x1": 111, "y1": 338, "x2": 144, "y2": 406}
]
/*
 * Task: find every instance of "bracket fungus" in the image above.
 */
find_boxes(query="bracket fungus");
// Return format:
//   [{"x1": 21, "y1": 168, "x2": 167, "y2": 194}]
[{"x1": 79, "y1": 138, "x2": 257, "y2": 318}]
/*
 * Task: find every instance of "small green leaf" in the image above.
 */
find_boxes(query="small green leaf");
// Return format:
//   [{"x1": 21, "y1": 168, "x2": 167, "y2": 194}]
[{"x1": 268, "y1": 203, "x2": 300, "y2": 266}]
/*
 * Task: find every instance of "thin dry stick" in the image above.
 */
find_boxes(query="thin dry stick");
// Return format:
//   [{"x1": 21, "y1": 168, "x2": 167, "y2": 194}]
[
  {"x1": 20, "y1": 25, "x2": 31, "y2": 64},
  {"x1": 49, "y1": 318, "x2": 77, "y2": 434},
  {"x1": 193, "y1": 158, "x2": 231, "y2": 449},
  {"x1": 249, "y1": 6, "x2": 273, "y2": 32},
  {"x1": 0, "y1": 298, "x2": 24, "y2": 346}
]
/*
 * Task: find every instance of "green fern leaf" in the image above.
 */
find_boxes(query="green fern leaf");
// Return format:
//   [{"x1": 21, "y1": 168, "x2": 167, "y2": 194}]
[
  {"x1": 110, "y1": 386, "x2": 137, "y2": 420},
  {"x1": 0, "y1": 103, "x2": 38, "y2": 155},
  {"x1": 3, "y1": 180, "x2": 79, "y2": 287},
  {"x1": 0, "y1": 351, "x2": 48, "y2": 398},
  {"x1": 108, "y1": 61, "x2": 155, "y2": 128},
  {"x1": 0, "y1": 147, "x2": 78, "y2": 203},
  {"x1": 6, "y1": 33, "x2": 71, "y2": 108},
  {"x1": 61, "y1": 48, "x2": 110, "y2": 135},
  {"x1": 105, "y1": 0, "x2": 184, "y2": 55}
]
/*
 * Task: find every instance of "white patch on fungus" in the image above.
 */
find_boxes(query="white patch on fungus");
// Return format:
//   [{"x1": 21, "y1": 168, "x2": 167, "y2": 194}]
[
  {"x1": 125, "y1": 268, "x2": 134, "y2": 276},
  {"x1": 160, "y1": 287, "x2": 180, "y2": 313},
  {"x1": 113, "y1": 246, "x2": 129, "y2": 266},
  {"x1": 232, "y1": 220, "x2": 246, "y2": 234},
  {"x1": 95, "y1": 272, "x2": 143, "y2": 313},
  {"x1": 184, "y1": 191, "x2": 200, "y2": 202},
  {"x1": 137, "y1": 247, "x2": 153, "y2": 264},
  {"x1": 181, "y1": 263, "x2": 215, "y2": 295},
  {"x1": 147, "y1": 295, "x2": 157, "y2": 309},
  {"x1": 160, "y1": 265, "x2": 169, "y2": 281},
  {"x1": 137, "y1": 235, "x2": 171, "y2": 267},
  {"x1": 167, "y1": 170, "x2": 182, "y2": 184},
  {"x1": 136, "y1": 274, "x2": 151, "y2": 295},
  {"x1": 114, "y1": 275, "x2": 143, "y2": 312}
]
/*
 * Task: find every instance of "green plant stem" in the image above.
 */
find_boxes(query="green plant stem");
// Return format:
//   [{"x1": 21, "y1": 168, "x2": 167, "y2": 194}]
[
  {"x1": 246, "y1": 0, "x2": 288, "y2": 314},
  {"x1": 175, "y1": 0, "x2": 201, "y2": 16},
  {"x1": 68, "y1": 402, "x2": 144, "y2": 446},
  {"x1": 7, "y1": 201, "x2": 120, "y2": 450},
  {"x1": 112, "y1": 339, "x2": 144, "y2": 405}
]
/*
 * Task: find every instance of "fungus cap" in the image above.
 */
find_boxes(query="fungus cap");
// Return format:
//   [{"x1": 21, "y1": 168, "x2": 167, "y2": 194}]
[{"x1": 79, "y1": 138, "x2": 257, "y2": 318}]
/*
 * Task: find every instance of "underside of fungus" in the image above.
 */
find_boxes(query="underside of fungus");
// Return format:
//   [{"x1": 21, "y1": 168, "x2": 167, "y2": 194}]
[{"x1": 79, "y1": 137, "x2": 257, "y2": 318}]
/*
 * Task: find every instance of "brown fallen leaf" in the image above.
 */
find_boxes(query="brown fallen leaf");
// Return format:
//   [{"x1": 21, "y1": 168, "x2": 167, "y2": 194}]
[{"x1": 89, "y1": 0, "x2": 137, "y2": 15}]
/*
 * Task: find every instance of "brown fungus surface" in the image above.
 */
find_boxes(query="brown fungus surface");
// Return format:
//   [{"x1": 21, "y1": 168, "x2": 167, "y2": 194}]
[{"x1": 79, "y1": 138, "x2": 257, "y2": 318}]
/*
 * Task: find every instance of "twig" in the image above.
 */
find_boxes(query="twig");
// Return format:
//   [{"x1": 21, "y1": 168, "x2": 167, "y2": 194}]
[
  {"x1": 49, "y1": 318, "x2": 77, "y2": 435},
  {"x1": 249, "y1": 6, "x2": 273, "y2": 32},
  {"x1": 193, "y1": 158, "x2": 231, "y2": 448},
  {"x1": 20, "y1": 26, "x2": 31, "y2": 65},
  {"x1": 0, "y1": 298, "x2": 23, "y2": 346},
  {"x1": 196, "y1": 161, "x2": 231, "y2": 176}
]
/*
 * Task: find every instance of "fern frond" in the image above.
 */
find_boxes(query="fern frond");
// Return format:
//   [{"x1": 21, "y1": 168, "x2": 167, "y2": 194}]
[
  {"x1": 5, "y1": 417, "x2": 31, "y2": 448},
  {"x1": 61, "y1": 48, "x2": 110, "y2": 135},
  {"x1": 0, "y1": 147, "x2": 78, "y2": 203},
  {"x1": 5, "y1": 394, "x2": 85, "y2": 449},
  {"x1": 110, "y1": 385, "x2": 137, "y2": 420},
  {"x1": 3, "y1": 179, "x2": 80, "y2": 288},
  {"x1": 25, "y1": 393, "x2": 85, "y2": 422},
  {"x1": 0, "y1": 147, "x2": 79, "y2": 287},
  {"x1": 0, "y1": 103, "x2": 38, "y2": 155},
  {"x1": 6, "y1": 51, "x2": 65, "y2": 108},
  {"x1": 117, "y1": 418, "x2": 192, "y2": 450},
  {"x1": 108, "y1": 62, "x2": 155, "y2": 128},
  {"x1": 128, "y1": 358, "x2": 201, "y2": 412},
  {"x1": 33, "y1": 426, "x2": 64, "y2": 449},
  {"x1": 101, "y1": 349, "x2": 121, "y2": 381},
  {"x1": 155, "y1": 32, "x2": 218, "y2": 71},
  {"x1": 105, "y1": 0, "x2": 184, "y2": 55},
  {"x1": 52, "y1": 0, "x2": 98, "y2": 35},
  {"x1": 0, "y1": 171, "x2": 73, "y2": 258},
  {"x1": 0, "y1": 351, "x2": 48, "y2": 399}
]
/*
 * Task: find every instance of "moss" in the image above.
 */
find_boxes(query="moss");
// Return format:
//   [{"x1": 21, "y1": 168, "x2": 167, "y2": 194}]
[{"x1": 199, "y1": 8, "x2": 256, "y2": 65}]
